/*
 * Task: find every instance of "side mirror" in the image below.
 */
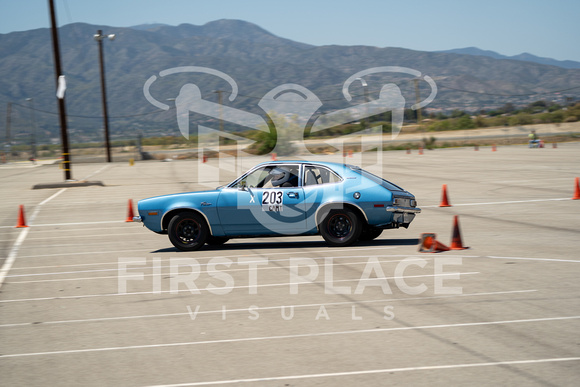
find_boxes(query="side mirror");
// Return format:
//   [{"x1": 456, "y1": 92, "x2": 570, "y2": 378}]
[{"x1": 238, "y1": 180, "x2": 247, "y2": 191}]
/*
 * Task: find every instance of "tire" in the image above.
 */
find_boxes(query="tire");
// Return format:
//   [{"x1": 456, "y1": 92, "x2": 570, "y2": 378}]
[
  {"x1": 168, "y1": 212, "x2": 209, "y2": 251},
  {"x1": 206, "y1": 236, "x2": 229, "y2": 246},
  {"x1": 320, "y1": 208, "x2": 362, "y2": 247},
  {"x1": 359, "y1": 226, "x2": 383, "y2": 241}
]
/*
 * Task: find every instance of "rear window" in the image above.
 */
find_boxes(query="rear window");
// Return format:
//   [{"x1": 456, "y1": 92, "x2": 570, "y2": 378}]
[{"x1": 349, "y1": 167, "x2": 404, "y2": 191}]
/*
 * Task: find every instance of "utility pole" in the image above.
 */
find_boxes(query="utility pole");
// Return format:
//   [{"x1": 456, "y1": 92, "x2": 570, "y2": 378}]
[
  {"x1": 414, "y1": 78, "x2": 423, "y2": 129},
  {"x1": 48, "y1": 0, "x2": 72, "y2": 180},
  {"x1": 26, "y1": 98, "x2": 37, "y2": 160},
  {"x1": 94, "y1": 30, "x2": 115, "y2": 162},
  {"x1": 3, "y1": 102, "x2": 11, "y2": 163}
]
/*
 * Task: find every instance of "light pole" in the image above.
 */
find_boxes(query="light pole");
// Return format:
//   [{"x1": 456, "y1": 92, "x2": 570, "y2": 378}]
[
  {"x1": 26, "y1": 98, "x2": 37, "y2": 160},
  {"x1": 94, "y1": 30, "x2": 115, "y2": 162}
]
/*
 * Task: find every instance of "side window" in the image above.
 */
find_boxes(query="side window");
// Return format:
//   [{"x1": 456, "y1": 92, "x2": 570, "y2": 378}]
[
  {"x1": 262, "y1": 166, "x2": 300, "y2": 188},
  {"x1": 235, "y1": 166, "x2": 270, "y2": 188},
  {"x1": 304, "y1": 166, "x2": 341, "y2": 186}
]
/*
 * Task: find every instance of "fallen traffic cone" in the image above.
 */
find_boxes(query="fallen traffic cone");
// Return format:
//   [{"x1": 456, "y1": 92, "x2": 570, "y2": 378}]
[
  {"x1": 418, "y1": 233, "x2": 450, "y2": 253},
  {"x1": 573, "y1": 177, "x2": 580, "y2": 200},
  {"x1": 439, "y1": 184, "x2": 452, "y2": 207},
  {"x1": 125, "y1": 199, "x2": 135, "y2": 222},
  {"x1": 450, "y1": 215, "x2": 469, "y2": 250},
  {"x1": 15, "y1": 205, "x2": 28, "y2": 228}
]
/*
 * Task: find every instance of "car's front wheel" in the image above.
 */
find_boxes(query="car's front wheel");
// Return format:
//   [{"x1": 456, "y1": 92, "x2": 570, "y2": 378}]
[
  {"x1": 168, "y1": 212, "x2": 208, "y2": 251},
  {"x1": 320, "y1": 208, "x2": 362, "y2": 247}
]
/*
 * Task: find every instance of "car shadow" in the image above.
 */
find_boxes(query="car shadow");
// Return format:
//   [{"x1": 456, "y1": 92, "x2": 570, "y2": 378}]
[{"x1": 150, "y1": 238, "x2": 419, "y2": 253}]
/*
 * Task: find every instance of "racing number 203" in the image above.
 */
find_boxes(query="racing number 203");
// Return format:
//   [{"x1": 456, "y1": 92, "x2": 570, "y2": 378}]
[{"x1": 262, "y1": 190, "x2": 283, "y2": 212}]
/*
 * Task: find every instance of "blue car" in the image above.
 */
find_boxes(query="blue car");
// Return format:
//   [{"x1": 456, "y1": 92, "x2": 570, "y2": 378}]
[{"x1": 134, "y1": 161, "x2": 421, "y2": 251}]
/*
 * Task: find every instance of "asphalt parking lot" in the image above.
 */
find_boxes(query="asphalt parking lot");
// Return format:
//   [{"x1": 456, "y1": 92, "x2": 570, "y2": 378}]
[{"x1": 1, "y1": 143, "x2": 579, "y2": 386}]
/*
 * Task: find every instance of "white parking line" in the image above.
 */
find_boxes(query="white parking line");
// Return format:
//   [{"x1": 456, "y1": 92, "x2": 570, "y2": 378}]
[
  {"x1": 13, "y1": 245, "x2": 398, "y2": 260},
  {"x1": 422, "y1": 197, "x2": 571, "y2": 208},
  {"x1": 0, "y1": 188, "x2": 67, "y2": 287},
  {"x1": 5, "y1": 255, "x2": 424, "y2": 280},
  {"x1": 0, "y1": 220, "x2": 125, "y2": 229},
  {"x1": 0, "y1": 289, "x2": 537, "y2": 328},
  {"x1": 148, "y1": 357, "x2": 580, "y2": 386},
  {"x1": 0, "y1": 315, "x2": 576, "y2": 358},
  {"x1": 0, "y1": 272, "x2": 480, "y2": 303},
  {"x1": 485, "y1": 256, "x2": 580, "y2": 263}
]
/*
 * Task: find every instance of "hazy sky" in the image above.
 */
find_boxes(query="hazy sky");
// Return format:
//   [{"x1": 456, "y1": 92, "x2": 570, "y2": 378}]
[{"x1": 1, "y1": 0, "x2": 579, "y2": 61}]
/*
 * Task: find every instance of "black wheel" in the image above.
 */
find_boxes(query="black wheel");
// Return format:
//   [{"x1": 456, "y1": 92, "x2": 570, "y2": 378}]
[
  {"x1": 359, "y1": 226, "x2": 383, "y2": 241},
  {"x1": 320, "y1": 208, "x2": 362, "y2": 247},
  {"x1": 168, "y1": 212, "x2": 208, "y2": 251},
  {"x1": 206, "y1": 236, "x2": 229, "y2": 246}
]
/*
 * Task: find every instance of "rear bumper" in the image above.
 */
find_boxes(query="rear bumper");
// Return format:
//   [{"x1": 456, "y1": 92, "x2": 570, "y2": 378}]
[
  {"x1": 385, "y1": 206, "x2": 421, "y2": 214},
  {"x1": 133, "y1": 216, "x2": 142, "y2": 223}
]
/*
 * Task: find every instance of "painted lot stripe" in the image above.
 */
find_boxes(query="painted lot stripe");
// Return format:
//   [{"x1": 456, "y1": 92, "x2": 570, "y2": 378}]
[
  {"x1": 7, "y1": 252, "x2": 474, "y2": 272},
  {"x1": 149, "y1": 357, "x2": 580, "y2": 386},
  {"x1": 0, "y1": 188, "x2": 67, "y2": 287},
  {"x1": 0, "y1": 232, "x2": 147, "y2": 243},
  {"x1": 422, "y1": 197, "x2": 571, "y2": 208},
  {"x1": 485, "y1": 256, "x2": 580, "y2": 263},
  {"x1": 0, "y1": 220, "x2": 125, "y2": 229},
  {"x1": 4, "y1": 255, "x2": 425, "y2": 280},
  {"x1": 13, "y1": 245, "x2": 399, "y2": 260},
  {"x1": 0, "y1": 315, "x2": 576, "y2": 358},
  {"x1": 0, "y1": 272, "x2": 479, "y2": 303},
  {"x1": 0, "y1": 290, "x2": 537, "y2": 328}
]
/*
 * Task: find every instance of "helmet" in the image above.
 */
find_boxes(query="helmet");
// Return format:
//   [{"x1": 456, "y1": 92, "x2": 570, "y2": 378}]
[{"x1": 270, "y1": 168, "x2": 290, "y2": 187}]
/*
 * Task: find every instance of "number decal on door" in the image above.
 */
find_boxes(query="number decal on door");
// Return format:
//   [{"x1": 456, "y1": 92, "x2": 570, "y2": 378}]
[{"x1": 262, "y1": 191, "x2": 283, "y2": 212}]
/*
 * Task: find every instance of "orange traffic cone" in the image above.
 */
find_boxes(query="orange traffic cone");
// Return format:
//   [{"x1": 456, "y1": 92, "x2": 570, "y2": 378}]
[
  {"x1": 492, "y1": 144, "x2": 497, "y2": 152},
  {"x1": 573, "y1": 177, "x2": 580, "y2": 200},
  {"x1": 271, "y1": 153, "x2": 277, "y2": 161},
  {"x1": 125, "y1": 199, "x2": 135, "y2": 222},
  {"x1": 15, "y1": 205, "x2": 28, "y2": 228},
  {"x1": 418, "y1": 233, "x2": 450, "y2": 253},
  {"x1": 439, "y1": 184, "x2": 452, "y2": 207},
  {"x1": 450, "y1": 215, "x2": 469, "y2": 250},
  {"x1": 418, "y1": 146, "x2": 424, "y2": 155}
]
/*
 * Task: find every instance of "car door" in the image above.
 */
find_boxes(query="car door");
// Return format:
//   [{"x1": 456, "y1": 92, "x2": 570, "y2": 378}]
[{"x1": 217, "y1": 164, "x2": 306, "y2": 235}]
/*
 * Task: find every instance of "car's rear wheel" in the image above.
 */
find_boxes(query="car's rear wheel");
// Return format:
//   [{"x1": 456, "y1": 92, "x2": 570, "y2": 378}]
[
  {"x1": 359, "y1": 226, "x2": 383, "y2": 241},
  {"x1": 206, "y1": 236, "x2": 229, "y2": 246},
  {"x1": 320, "y1": 208, "x2": 362, "y2": 247},
  {"x1": 168, "y1": 212, "x2": 208, "y2": 251}
]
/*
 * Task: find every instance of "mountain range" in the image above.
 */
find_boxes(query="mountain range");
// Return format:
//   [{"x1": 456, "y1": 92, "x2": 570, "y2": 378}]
[
  {"x1": 1, "y1": 19, "x2": 579, "y2": 143},
  {"x1": 436, "y1": 47, "x2": 580, "y2": 70}
]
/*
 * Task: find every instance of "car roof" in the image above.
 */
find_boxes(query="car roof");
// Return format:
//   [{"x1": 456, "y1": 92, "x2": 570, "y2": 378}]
[{"x1": 256, "y1": 160, "x2": 352, "y2": 171}]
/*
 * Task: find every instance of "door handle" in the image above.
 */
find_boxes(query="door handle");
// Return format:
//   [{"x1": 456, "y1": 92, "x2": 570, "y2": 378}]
[{"x1": 286, "y1": 192, "x2": 299, "y2": 199}]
